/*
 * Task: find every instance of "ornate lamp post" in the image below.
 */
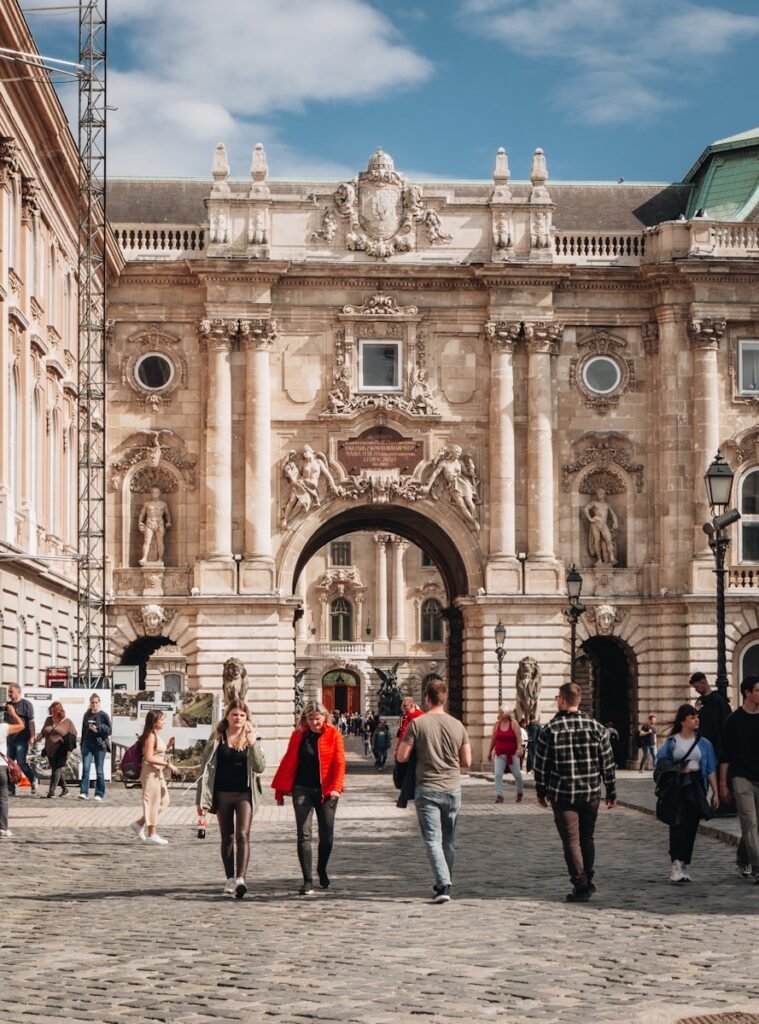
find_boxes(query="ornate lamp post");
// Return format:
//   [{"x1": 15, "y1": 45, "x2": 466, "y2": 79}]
[
  {"x1": 566, "y1": 564, "x2": 585, "y2": 684},
  {"x1": 704, "y1": 451, "x2": 741, "y2": 699},
  {"x1": 494, "y1": 619, "x2": 506, "y2": 708}
]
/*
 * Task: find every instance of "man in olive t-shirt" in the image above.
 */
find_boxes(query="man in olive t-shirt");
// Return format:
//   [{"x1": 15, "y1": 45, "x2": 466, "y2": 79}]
[{"x1": 396, "y1": 678, "x2": 471, "y2": 903}]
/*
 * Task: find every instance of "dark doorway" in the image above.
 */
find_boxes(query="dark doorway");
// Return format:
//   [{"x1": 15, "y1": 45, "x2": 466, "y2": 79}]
[
  {"x1": 322, "y1": 669, "x2": 360, "y2": 714},
  {"x1": 120, "y1": 635, "x2": 176, "y2": 688},
  {"x1": 575, "y1": 636, "x2": 637, "y2": 766},
  {"x1": 292, "y1": 505, "x2": 472, "y2": 722}
]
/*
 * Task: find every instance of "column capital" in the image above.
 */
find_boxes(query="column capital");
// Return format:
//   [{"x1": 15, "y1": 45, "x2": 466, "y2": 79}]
[
  {"x1": 392, "y1": 536, "x2": 409, "y2": 550},
  {"x1": 0, "y1": 135, "x2": 19, "y2": 185},
  {"x1": 198, "y1": 317, "x2": 237, "y2": 351},
  {"x1": 21, "y1": 175, "x2": 40, "y2": 218},
  {"x1": 373, "y1": 532, "x2": 391, "y2": 547},
  {"x1": 240, "y1": 317, "x2": 278, "y2": 349},
  {"x1": 485, "y1": 320, "x2": 520, "y2": 352},
  {"x1": 524, "y1": 321, "x2": 563, "y2": 355},
  {"x1": 688, "y1": 317, "x2": 726, "y2": 350}
]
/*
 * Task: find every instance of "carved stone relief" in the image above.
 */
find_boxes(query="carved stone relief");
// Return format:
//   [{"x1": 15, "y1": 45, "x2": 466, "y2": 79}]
[
  {"x1": 688, "y1": 318, "x2": 727, "y2": 349},
  {"x1": 585, "y1": 604, "x2": 624, "y2": 635},
  {"x1": 140, "y1": 604, "x2": 168, "y2": 636},
  {"x1": 723, "y1": 425, "x2": 759, "y2": 465},
  {"x1": 330, "y1": 149, "x2": 452, "y2": 259},
  {"x1": 110, "y1": 431, "x2": 197, "y2": 491},
  {"x1": 562, "y1": 432, "x2": 643, "y2": 492},
  {"x1": 280, "y1": 446, "x2": 339, "y2": 527},
  {"x1": 121, "y1": 324, "x2": 188, "y2": 411}
]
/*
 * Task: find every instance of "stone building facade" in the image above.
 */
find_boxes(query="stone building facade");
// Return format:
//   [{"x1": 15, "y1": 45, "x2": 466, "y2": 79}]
[
  {"x1": 0, "y1": 4, "x2": 83, "y2": 689},
  {"x1": 106, "y1": 133, "x2": 759, "y2": 765}
]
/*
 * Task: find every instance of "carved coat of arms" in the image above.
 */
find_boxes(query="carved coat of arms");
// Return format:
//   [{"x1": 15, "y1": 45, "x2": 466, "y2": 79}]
[{"x1": 334, "y1": 149, "x2": 450, "y2": 259}]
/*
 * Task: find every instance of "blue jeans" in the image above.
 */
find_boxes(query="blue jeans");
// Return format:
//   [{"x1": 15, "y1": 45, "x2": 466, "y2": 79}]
[
  {"x1": 80, "y1": 746, "x2": 106, "y2": 798},
  {"x1": 414, "y1": 785, "x2": 461, "y2": 889},
  {"x1": 7, "y1": 736, "x2": 35, "y2": 793},
  {"x1": 639, "y1": 744, "x2": 655, "y2": 770},
  {"x1": 494, "y1": 754, "x2": 524, "y2": 797}
]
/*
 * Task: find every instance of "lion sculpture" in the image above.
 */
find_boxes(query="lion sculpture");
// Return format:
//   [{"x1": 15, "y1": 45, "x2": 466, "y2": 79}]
[
  {"x1": 222, "y1": 657, "x2": 249, "y2": 705},
  {"x1": 515, "y1": 656, "x2": 541, "y2": 723}
]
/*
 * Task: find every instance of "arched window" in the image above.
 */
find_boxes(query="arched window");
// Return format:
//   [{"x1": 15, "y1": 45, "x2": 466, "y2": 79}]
[
  {"x1": 740, "y1": 468, "x2": 759, "y2": 562},
  {"x1": 64, "y1": 425, "x2": 74, "y2": 544},
  {"x1": 30, "y1": 217, "x2": 39, "y2": 295},
  {"x1": 47, "y1": 244, "x2": 56, "y2": 324},
  {"x1": 64, "y1": 272, "x2": 73, "y2": 343},
  {"x1": 16, "y1": 617, "x2": 26, "y2": 687},
  {"x1": 9, "y1": 368, "x2": 20, "y2": 509},
  {"x1": 48, "y1": 410, "x2": 60, "y2": 534},
  {"x1": 330, "y1": 597, "x2": 353, "y2": 642},
  {"x1": 421, "y1": 598, "x2": 443, "y2": 644},
  {"x1": 30, "y1": 392, "x2": 41, "y2": 517},
  {"x1": 51, "y1": 627, "x2": 58, "y2": 668},
  {"x1": 8, "y1": 181, "x2": 18, "y2": 269}
]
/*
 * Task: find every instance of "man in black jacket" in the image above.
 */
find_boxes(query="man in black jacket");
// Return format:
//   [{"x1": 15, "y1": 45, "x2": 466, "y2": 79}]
[
  {"x1": 4, "y1": 684, "x2": 37, "y2": 795},
  {"x1": 719, "y1": 676, "x2": 759, "y2": 883}
]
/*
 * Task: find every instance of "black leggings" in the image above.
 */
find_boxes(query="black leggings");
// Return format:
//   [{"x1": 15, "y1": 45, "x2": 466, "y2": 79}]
[
  {"x1": 292, "y1": 785, "x2": 337, "y2": 884},
  {"x1": 215, "y1": 790, "x2": 253, "y2": 880}
]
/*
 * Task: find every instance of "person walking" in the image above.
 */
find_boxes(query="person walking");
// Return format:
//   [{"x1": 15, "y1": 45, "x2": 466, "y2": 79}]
[
  {"x1": 272, "y1": 701, "x2": 346, "y2": 895},
  {"x1": 393, "y1": 696, "x2": 424, "y2": 790},
  {"x1": 396, "y1": 679, "x2": 471, "y2": 904},
  {"x1": 719, "y1": 675, "x2": 759, "y2": 883},
  {"x1": 488, "y1": 708, "x2": 524, "y2": 804},
  {"x1": 372, "y1": 720, "x2": 390, "y2": 770},
  {"x1": 39, "y1": 702, "x2": 77, "y2": 798},
  {"x1": 78, "y1": 693, "x2": 112, "y2": 801},
  {"x1": 526, "y1": 717, "x2": 542, "y2": 773},
  {"x1": 638, "y1": 714, "x2": 657, "y2": 771},
  {"x1": 655, "y1": 704, "x2": 719, "y2": 883},
  {"x1": 533, "y1": 682, "x2": 617, "y2": 903},
  {"x1": 130, "y1": 710, "x2": 181, "y2": 845},
  {"x1": 196, "y1": 699, "x2": 266, "y2": 898},
  {"x1": 0, "y1": 704, "x2": 26, "y2": 836},
  {"x1": 4, "y1": 684, "x2": 37, "y2": 795}
]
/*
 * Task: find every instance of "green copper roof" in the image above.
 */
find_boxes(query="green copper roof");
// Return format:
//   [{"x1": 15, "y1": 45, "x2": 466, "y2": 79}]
[{"x1": 684, "y1": 128, "x2": 759, "y2": 220}]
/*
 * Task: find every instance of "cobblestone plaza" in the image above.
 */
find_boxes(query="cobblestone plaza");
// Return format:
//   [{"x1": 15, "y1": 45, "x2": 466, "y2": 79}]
[{"x1": 2, "y1": 748, "x2": 757, "y2": 1024}]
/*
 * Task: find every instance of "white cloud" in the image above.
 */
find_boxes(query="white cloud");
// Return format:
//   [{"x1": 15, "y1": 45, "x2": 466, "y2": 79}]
[
  {"x1": 461, "y1": 0, "x2": 759, "y2": 125},
  {"x1": 106, "y1": 0, "x2": 433, "y2": 176}
]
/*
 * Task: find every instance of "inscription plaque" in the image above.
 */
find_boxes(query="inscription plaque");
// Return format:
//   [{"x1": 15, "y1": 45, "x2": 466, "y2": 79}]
[{"x1": 338, "y1": 426, "x2": 421, "y2": 475}]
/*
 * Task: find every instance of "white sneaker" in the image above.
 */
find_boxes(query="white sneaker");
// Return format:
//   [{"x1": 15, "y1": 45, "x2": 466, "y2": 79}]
[
  {"x1": 145, "y1": 834, "x2": 169, "y2": 845},
  {"x1": 682, "y1": 865, "x2": 692, "y2": 882},
  {"x1": 0, "y1": 828, "x2": 13, "y2": 838},
  {"x1": 223, "y1": 878, "x2": 236, "y2": 897},
  {"x1": 78, "y1": 793, "x2": 88, "y2": 800},
  {"x1": 130, "y1": 821, "x2": 146, "y2": 842},
  {"x1": 670, "y1": 860, "x2": 685, "y2": 883},
  {"x1": 234, "y1": 877, "x2": 247, "y2": 899},
  {"x1": 94, "y1": 795, "x2": 103, "y2": 802}
]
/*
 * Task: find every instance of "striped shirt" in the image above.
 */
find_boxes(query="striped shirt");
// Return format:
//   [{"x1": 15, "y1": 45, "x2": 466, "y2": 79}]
[{"x1": 533, "y1": 710, "x2": 616, "y2": 804}]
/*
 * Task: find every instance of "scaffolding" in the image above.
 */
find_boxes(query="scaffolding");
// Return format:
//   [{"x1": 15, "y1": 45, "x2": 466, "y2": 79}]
[{"x1": 76, "y1": 0, "x2": 107, "y2": 684}]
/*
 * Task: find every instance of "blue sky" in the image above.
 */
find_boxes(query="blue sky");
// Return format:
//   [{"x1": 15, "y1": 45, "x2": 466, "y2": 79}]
[{"x1": 22, "y1": 0, "x2": 759, "y2": 183}]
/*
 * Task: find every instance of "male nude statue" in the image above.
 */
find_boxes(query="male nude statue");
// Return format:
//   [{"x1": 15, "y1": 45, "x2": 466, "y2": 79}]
[
  {"x1": 583, "y1": 488, "x2": 617, "y2": 566},
  {"x1": 138, "y1": 487, "x2": 171, "y2": 564}
]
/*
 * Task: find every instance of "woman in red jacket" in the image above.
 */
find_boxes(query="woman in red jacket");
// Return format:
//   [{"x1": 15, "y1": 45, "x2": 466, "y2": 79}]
[{"x1": 272, "y1": 700, "x2": 346, "y2": 895}]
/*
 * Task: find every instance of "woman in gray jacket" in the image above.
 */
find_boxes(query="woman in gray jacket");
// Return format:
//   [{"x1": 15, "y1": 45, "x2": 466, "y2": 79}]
[{"x1": 197, "y1": 698, "x2": 266, "y2": 898}]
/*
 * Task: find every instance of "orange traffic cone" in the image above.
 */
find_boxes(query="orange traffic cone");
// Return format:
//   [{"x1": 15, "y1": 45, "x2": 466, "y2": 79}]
[{"x1": 18, "y1": 774, "x2": 30, "y2": 787}]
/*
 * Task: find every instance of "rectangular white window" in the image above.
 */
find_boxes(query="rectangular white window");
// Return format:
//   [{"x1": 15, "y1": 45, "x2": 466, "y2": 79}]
[
  {"x1": 739, "y1": 340, "x2": 759, "y2": 394},
  {"x1": 358, "y1": 339, "x2": 401, "y2": 392}
]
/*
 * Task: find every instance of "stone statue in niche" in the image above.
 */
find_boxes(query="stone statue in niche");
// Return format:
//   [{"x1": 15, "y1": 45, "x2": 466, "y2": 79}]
[
  {"x1": 222, "y1": 658, "x2": 248, "y2": 704},
  {"x1": 530, "y1": 210, "x2": 551, "y2": 249},
  {"x1": 409, "y1": 367, "x2": 436, "y2": 414},
  {"x1": 249, "y1": 209, "x2": 267, "y2": 245},
  {"x1": 583, "y1": 487, "x2": 618, "y2": 566},
  {"x1": 493, "y1": 212, "x2": 512, "y2": 250},
  {"x1": 138, "y1": 486, "x2": 171, "y2": 565},
  {"x1": 424, "y1": 445, "x2": 480, "y2": 532}
]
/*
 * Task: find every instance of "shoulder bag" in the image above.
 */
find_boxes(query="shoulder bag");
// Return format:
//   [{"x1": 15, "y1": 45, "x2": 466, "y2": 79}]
[
  {"x1": 0, "y1": 751, "x2": 24, "y2": 786},
  {"x1": 654, "y1": 737, "x2": 699, "y2": 825}
]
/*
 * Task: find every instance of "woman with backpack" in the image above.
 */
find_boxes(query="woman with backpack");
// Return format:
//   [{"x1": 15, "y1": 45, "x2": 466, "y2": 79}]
[
  {"x1": 196, "y1": 699, "x2": 266, "y2": 899},
  {"x1": 272, "y1": 700, "x2": 346, "y2": 895},
  {"x1": 39, "y1": 701, "x2": 77, "y2": 798},
  {"x1": 130, "y1": 709, "x2": 180, "y2": 845},
  {"x1": 654, "y1": 704, "x2": 719, "y2": 883}
]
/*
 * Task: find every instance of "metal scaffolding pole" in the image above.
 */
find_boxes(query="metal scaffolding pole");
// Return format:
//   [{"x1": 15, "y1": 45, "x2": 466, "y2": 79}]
[{"x1": 77, "y1": 0, "x2": 107, "y2": 684}]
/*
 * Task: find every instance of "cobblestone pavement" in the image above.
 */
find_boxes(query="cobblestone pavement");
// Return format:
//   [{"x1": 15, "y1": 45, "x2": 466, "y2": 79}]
[{"x1": 2, "y1": 748, "x2": 758, "y2": 1024}]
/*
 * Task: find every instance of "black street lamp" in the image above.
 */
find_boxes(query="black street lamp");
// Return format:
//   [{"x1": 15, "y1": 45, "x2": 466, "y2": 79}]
[
  {"x1": 566, "y1": 564, "x2": 585, "y2": 684},
  {"x1": 703, "y1": 451, "x2": 741, "y2": 699},
  {"x1": 494, "y1": 619, "x2": 506, "y2": 708}
]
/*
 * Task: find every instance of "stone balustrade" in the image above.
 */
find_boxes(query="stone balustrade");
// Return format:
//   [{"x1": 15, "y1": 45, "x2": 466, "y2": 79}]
[
  {"x1": 729, "y1": 568, "x2": 759, "y2": 589},
  {"x1": 113, "y1": 224, "x2": 205, "y2": 258},
  {"x1": 553, "y1": 230, "x2": 645, "y2": 264},
  {"x1": 312, "y1": 641, "x2": 373, "y2": 658}
]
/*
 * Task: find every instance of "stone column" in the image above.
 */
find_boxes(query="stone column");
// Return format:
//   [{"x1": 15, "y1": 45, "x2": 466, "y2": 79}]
[
  {"x1": 392, "y1": 536, "x2": 407, "y2": 641},
  {"x1": 525, "y1": 322, "x2": 562, "y2": 560},
  {"x1": 690, "y1": 317, "x2": 726, "y2": 559},
  {"x1": 239, "y1": 317, "x2": 277, "y2": 591},
  {"x1": 374, "y1": 533, "x2": 389, "y2": 642},
  {"x1": 486, "y1": 321, "x2": 519, "y2": 558},
  {"x1": 198, "y1": 319, "x2": 235, "y2": 561}
]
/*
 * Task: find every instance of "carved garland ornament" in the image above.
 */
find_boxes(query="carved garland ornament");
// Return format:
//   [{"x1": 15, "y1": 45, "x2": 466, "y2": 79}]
[
  {"x1": 562, "y1": 432, "x2": 643, "y2": 493},
  {"x1": 110, "y1": 430, "x2": 198, "y2": 491},
  {"x1": 331, "y1": 149, "x2": 451, "y2": 259}
]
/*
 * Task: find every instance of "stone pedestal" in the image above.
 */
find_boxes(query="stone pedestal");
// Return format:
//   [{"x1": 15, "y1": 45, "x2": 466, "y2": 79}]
[
  {"x1": 239, "y1": 557, "x2": 276, "y2": 594},
  {"x1": 141, "y1": 563, "x2": 165, "y2": 597},
  {"x1": 484, "y1": 556, "x2": 522, "y2": 595},
  {"x1": 194, "y1": 559, "x2": 236, "y2": 595}
]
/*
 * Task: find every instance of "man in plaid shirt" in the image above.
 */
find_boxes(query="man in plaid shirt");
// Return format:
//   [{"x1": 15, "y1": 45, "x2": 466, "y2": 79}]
[{"x1": 534, "y1": 682, "x2": 617, "y2": 902}]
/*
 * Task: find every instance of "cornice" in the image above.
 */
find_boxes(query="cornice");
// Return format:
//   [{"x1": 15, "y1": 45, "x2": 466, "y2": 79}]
[
  {"x1": 117, "y1": 275, "x2": 199, "y2": 288},
  {"x1": 280, "y1": 274, "x2": 485, "y2": 291}
]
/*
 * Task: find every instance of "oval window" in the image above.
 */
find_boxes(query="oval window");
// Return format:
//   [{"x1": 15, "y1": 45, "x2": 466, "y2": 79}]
[
  {"x1": 135, "y1": 353, "x2": 174, "y2": 391},
  {"x1": 582, "y1": 356, "x2": 621, "y2": 395}
]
